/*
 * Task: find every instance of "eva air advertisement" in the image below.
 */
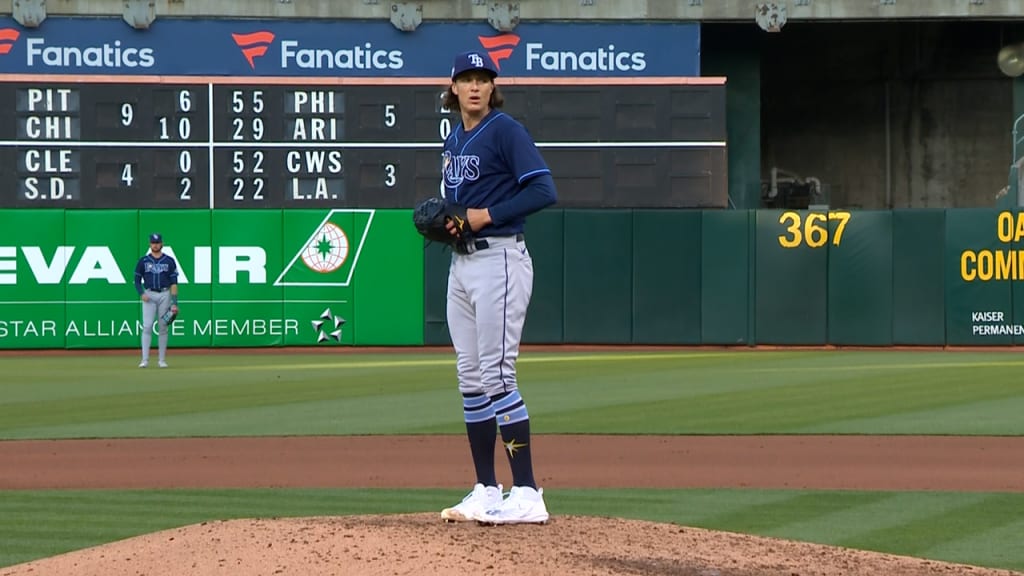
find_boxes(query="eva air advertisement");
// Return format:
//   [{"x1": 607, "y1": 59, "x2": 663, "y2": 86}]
[{"x1": 0, "y1": 209, "x2": 423, "y2": 349}]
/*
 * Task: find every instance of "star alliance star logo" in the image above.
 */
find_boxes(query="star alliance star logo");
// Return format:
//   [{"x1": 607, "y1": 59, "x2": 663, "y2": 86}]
[{"x1": 311, "y1": 307, "x2": 345, "y2": 343}]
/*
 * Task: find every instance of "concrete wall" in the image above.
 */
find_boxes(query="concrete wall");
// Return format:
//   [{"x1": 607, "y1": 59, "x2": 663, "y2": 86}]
[
  {"x1": 7, "y1": 0, "x2": 1024, "y2": 21},
  {"x1": 702, "y1": 23, "x2": 763, "y2": 210},
  {"x1": 756, "y1": 20, "x2": 1016, "y2": 209}
]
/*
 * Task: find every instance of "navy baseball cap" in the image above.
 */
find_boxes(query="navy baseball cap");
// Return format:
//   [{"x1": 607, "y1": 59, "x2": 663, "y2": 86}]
[
  {"x1": 450, "y1": 51, "x2": 498, "y2": 80},
  {"x1": 149, "y1": 233, "x2": 163, "y2": 243}
]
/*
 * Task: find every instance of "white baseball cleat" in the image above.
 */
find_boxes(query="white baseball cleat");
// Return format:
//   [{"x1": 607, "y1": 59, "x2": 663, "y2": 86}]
[
  {"x1": 477, "y1": 486, "x2": 549, "y2": 525},
  {"x1": 441, "y1": 483, "x2": 503, "y2": 523},
  {"x1": 158, "y1": 361, "x2": 168, "y2": 368},
  {"x1": 138, "y1": 361, "x2": 148, "y2": 368}
]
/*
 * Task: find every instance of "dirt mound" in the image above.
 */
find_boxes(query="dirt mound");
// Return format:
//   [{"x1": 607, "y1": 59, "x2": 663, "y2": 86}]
[{"x1": 2, "y1": 514, "x2": 1020, "y2": 576}]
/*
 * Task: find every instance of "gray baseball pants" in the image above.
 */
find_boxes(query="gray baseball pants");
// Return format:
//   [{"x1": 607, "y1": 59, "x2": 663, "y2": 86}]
[
  {"x1": 446, "y1": 235, "x2": 533, "y2": 396},
  {"x1": 141, "y1": 289, "x2": 172, "y2": 363}
]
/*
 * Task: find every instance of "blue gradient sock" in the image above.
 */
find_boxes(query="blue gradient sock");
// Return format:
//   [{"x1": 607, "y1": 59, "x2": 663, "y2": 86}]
[
  {"x1": 492, "y1": 390, "x2": 536, "y2": 489},
  {"x1": 463, "y1": 393, "x2": 497, "y2": 487}
]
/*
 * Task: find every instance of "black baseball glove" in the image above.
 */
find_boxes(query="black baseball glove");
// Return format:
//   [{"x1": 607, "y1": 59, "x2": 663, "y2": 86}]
[
  {"x1": 161, "y1": 307, "x2": 178, "y2": 325},
  {"x1": 412, "y1": 196, "x2": 473, "y2": 247}
]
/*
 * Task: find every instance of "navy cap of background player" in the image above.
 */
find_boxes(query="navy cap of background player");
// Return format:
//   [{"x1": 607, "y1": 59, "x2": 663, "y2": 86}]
[
  {"x1": 450, "y1": 51, "x2": 498, "y2": 81},
  {"x1": 149, "y1": 233, "x2": 163, "y2": 243}
]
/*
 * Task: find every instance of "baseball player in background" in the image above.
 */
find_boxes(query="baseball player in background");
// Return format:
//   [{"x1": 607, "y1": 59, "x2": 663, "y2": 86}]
[
  {"x1": 438, "y1": 51, "x2": 558, "y2": 525},
  {"x1": 134, "y1": 232, "x2": 179, "y2": 368}
]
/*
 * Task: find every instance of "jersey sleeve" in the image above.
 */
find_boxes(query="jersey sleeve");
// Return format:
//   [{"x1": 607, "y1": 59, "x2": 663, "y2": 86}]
[
  {"x1": 169, "y1": 258, "x2": 179, "y2": 285},
  {"x1": 503, "y1": 120, "x2": 550, "y2": 184},
  {"x1": 134, "y1": 258, "x2": 145, "y2": 295}
]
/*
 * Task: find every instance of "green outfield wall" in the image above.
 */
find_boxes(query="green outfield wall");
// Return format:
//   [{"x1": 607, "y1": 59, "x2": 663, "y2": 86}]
[
  {"x1": 0, "y1": 209, "x2": 423, "y2": 348},
  {"x1": 3, "y1": 208, "x2": 1024, "y2": 349},
  {"x1": 426, "y1": 208, "x2": 1024, "y2": 347}
]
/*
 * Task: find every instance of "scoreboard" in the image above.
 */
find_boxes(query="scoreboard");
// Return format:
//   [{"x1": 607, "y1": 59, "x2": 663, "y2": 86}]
[
  {"x1": 0, "y1": 17, "x2": 717, "y2": 352},
  {"x1": 0, "y1": 78, "x2": 728, "y2": 209}
]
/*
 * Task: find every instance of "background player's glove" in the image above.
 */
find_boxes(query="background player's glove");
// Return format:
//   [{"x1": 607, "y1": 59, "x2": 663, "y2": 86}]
[
  {"x1": 162, "y1": 306, "x2": 179, "y2": 324},
  {"x1": 412, "y1": 197, "x2": 472, "y2": 247}
]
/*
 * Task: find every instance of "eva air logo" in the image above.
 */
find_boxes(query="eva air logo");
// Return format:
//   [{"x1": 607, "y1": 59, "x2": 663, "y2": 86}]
[
  {"x1": 301, "y1": 221, "x2": 349, "y2": 273},
  {"x1": 273, "y1": 209, "x2": 374, "y2": 287}
]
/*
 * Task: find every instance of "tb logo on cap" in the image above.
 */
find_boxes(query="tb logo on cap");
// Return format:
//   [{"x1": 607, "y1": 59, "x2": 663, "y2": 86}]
[{"x1": 469, "y1": 53, "x2": 484, "y2": 67}]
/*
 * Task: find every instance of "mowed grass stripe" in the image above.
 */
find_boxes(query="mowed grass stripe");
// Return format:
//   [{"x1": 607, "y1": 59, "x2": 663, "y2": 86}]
[
  {"x1": 800, "y1": 396, "x2": 1024, "y2": 434},
  {"x1": 551, "y1": 488, "x2": 803, "y2": 525},
  {"x1": 0, "y1": 352, "x2": 766, "y2": 436},
  {"x1": 1, "y1": 350, "x2": 1023, "y2": 437},
  {"x1": 0, "y1": 364, "x2": 456, "y2": 432},
  {"x1": 532, "y1": 361, "x2": 1022, "y2": 434},
  {"x1": 5, "y1": 349, "x2": 1013, "y2": 381},
  {"x1": 5, "y1": 389, "x2": 462, "y2": 439},
  {"x1": 688, "y1": 492, "x2": 888, "y2": 534},
  {"x1": 3, "y1": 488, "x2": 1023, "y2": 572},
  {"x1": 752, "y1": 492, "x2": 990, "y2": 545},
  {"x1": 920, "y1": 518, "x2": 1024, "y2": 571},
  {"x1": 842, "y1": 494, "x2": 1024, "y2": 566},
  {"x1": 0, "y1": 488, "x2": 460, "y2": 569}
]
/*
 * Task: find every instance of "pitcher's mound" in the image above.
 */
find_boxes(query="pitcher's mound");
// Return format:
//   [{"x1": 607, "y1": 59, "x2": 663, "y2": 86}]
[{"x1": 1, "y1": 514, "x2": 1020, "y2": 576}]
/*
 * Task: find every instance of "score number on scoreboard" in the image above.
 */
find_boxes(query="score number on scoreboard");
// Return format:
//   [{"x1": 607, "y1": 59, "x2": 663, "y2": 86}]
[
  {"x1": 3, "y1": 79, "x2": 726, "y2": 209},
  {"x1": 214, "y1": 88, "x2": 345, "y2": 205},
  {"x1": 4, "y1": 82, "x2": 451, "y2": 208},
  {"x1": 11, "y1": 85, "x2": 212, "y2": 208}
]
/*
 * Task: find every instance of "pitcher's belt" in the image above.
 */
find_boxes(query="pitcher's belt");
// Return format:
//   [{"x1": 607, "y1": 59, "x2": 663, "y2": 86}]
[{"x1": 457, "y1": 233, "x2": 524, "y2": 255}]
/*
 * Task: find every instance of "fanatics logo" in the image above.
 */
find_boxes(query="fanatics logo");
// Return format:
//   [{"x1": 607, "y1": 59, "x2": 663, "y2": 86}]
[
  {"x1": 0, "y1": 28, "x2": 21, "y2": 55},
  {"x1": 231, "y1": 30, "x2": 275, "y2": 69},
  {"x1": 477, "y1": 33, "x2": 520, "y2": 70}
]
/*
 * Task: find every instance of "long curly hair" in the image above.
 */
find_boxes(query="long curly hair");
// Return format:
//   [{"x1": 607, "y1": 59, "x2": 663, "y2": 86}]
[{"x1": 441, "y1": 83, "x2": 505, "y2": 113}]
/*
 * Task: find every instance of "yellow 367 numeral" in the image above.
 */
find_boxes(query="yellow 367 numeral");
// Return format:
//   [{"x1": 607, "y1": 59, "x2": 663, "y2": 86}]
[{"x1": 777, "y1": 211, "x2": 851, "y2": 249}]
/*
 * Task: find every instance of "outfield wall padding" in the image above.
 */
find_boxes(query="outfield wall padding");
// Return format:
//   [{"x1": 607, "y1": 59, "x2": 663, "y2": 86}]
[{"x1": 3, "y1": 208, "x2": 1024, "y2": 348}]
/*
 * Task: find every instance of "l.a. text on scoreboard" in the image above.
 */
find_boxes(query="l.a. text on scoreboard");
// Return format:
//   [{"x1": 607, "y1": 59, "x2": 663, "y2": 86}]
[{"x1": 0, "y1": 78, "x2": 728, "y2": 209}]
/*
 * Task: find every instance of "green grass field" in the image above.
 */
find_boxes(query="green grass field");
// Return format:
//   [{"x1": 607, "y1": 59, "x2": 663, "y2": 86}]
[{"x1": 1, "y1": 349, "x2": 1023, "y2": 571}]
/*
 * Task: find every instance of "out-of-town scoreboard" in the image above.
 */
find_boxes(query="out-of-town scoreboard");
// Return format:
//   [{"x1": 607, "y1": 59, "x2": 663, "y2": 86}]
[{"x1": 0, "y1": 17, "x2": 726, "y2": 209}]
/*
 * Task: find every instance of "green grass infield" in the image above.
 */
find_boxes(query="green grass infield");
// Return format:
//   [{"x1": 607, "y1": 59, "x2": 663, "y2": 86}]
[
  {"x1": 1, "y1": 349, "x2": 1023, "y2": 437},
  {"x1": 1, "y1": 488, "x2": 1022, "y2": 571},
  {"x1": 1, "y1": 349, "x2": 1022, "y2": 571}
]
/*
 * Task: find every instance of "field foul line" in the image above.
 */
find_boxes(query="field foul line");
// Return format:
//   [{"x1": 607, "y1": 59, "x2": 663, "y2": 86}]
[
  {"x1": 740, "y1": 360, "x2": 1024, "y2": 372},
  {"x1": 192, "y1": 355, "x2": 1024, "y2": 372},
  {"x1": 195, "y1": 352, "x2": 729, "y2": 371}
]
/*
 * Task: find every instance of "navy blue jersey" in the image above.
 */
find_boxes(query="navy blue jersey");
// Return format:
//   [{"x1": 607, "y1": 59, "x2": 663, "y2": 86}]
[
  {"x1": 134, "y1": 253, "x2": 179, "y2": 294},
  {"x1": 443, "y1": 110, "x2": 554, "y2": 237}
]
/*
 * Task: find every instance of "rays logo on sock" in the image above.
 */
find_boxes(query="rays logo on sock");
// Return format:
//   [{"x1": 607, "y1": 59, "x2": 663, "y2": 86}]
[
  {"x1": 442, "y1": 151, "x2": 481, "y2": 187},
  {"x1": 477, "y1": 33, "x2": 520, "y2": 71},
  {"x1": 232, "y1": 30, "x2": 275, "y2": 69},
  {"x1": 504, "y1": 438, "x2": 527, "y2": 457}
]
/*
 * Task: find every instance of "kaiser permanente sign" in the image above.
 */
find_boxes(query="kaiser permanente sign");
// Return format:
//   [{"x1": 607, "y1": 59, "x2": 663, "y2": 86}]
[{"x1": 0, "y1": 17, "x2": 700, "y2": 77}]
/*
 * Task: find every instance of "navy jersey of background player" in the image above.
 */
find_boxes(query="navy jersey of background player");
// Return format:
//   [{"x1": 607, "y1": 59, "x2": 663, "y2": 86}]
[
  {"x1": 135, "y1": 252, "x2": 177, "y2": 291},
  {"x1": 442, "y1": 112, "x2": 552, "y2": 237}
]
